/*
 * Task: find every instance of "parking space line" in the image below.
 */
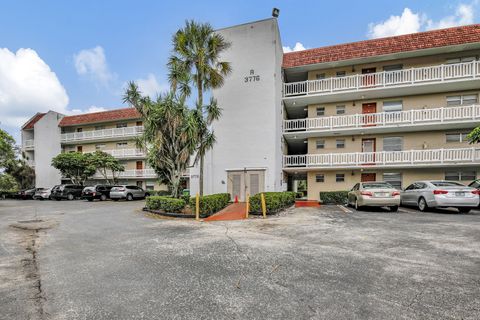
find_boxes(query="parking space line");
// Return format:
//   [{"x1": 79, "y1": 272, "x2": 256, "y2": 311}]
[
  {"x1": 337, "y1": 205, "x2": 352, "y2": 213},
  {"x1": 399, "y1": 207, "x2": 419, "y2": 214}
]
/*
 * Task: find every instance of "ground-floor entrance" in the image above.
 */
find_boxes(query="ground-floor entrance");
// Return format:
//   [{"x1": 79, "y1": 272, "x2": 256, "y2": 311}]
[{"x1": 227, "y1": 169, "x2": 265, "y2": 201}]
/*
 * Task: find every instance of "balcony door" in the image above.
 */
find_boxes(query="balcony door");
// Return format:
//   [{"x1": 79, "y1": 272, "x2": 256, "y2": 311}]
[
  {"x1": 362, "y1": 138, "x2": 376, "y2": 164},
  {"x1": 362, "y1": 103, "x2": 377, "y2": 126},
  {"x1": 136, "y1": 161, "x2": 143, "y2": 176},
  {"x1": 362, "y1": 67, "x2": 376, "y2": 87},
  {"x1": 361, "y1": 173, "x2": 376, "y2": 182}
]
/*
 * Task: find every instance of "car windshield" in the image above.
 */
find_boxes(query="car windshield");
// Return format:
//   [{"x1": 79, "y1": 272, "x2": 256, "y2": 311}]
[
  {"x1": 431, "y1": 181, "x2": 465, "y2": 187},
  {"x1": 363, "y1": 183, "x2": 394, "y2": 189}
]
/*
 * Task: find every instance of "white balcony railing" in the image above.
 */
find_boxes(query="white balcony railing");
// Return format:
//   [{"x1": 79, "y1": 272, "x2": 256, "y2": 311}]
[
  {"x1": 61, "y1": 126, "x2": 144, "y2": 143},
  {"x1": 92, "y1": 169, "x2": 156, "y2": 179},
  {"x1": 23, "y1": 139, "x2": 34, "y2": 149},
  {"x1": 102, "y1": 149, "x2": 146, "y2": 159},
  {"x1": 283, "y1": 61, "x2": 480, "y2": 97},
  {"x1": 283, "y1": 148, "x2": 480, "y2": 168},
  {"x1": 284, "y1": 104, "x2": 480, "y2": 132}
]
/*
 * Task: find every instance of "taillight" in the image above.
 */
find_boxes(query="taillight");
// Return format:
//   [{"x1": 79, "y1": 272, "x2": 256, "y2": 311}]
[
  {"x1": 472, "y1": 190, "x2": 480, "y2": 195},
  {"x1": 361, "y1": 191, "x2": 373, "y2": 196},
  {"x1": 117, "y1": 188, "x2": 125, "y2": 191},
  {"x1": 433, "y1": 190, "x2": 448, "y2": 195},
  {"x1": 92, "y1": 192, "x2": 96, "y2": 196},
  {"x1": 392, "y1": 191, "x2": 400, "y2": 196}
]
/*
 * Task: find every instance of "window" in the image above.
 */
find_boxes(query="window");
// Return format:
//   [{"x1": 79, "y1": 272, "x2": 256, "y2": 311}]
[
  {"x1": 383, "y1": 100, "x2": 403, "y2": 113},
  {"x1": 77, "y1": 146, "x2": 83, "y2": 153},
  {"x1": 336, "y1": 71, "x2": 346, "y2": 77},
  {"x1": 116, "y1": 123, "x2": 128, "y2": 128},
  {"x1": 136, "y1": 121, "x2": 143, "y2": 126},
  {"x1": 316, "y1": 106, "x2": 325, "y2": 116},
  {"x1": 383, "y1": 64, "x2": 403, "y2": 71},
  {"x1": 117, "y1": 142, "x2": 128, "y2": 148},
  {"x1": 336, "y1": 139, "x2": 345, "y2": 149},
  {"x1": 447, "y1": 94, "x2": 478, "y2": 106},
  {"x1": 316, "y1": 139, "x2": 325, "y2": 149},
  {"x1": 446, "y1": 56, "x2": 476, "y2": 64},
  {"x1": 76, "y1": 128, "x2": 83, "y2": 133},
  {"x1": 95, "y1": 125, "x2": 105, "y2": 131},
  {"x1": 315, "y1": 174, "x2": 324, "y2": 183},
  {"x1": 383, "y1": 172, "x2": 402, "y2": 189},
  {"x1": 95, "y1": 144, "x2": 106, "y2": 150},
  {"x1": 383, "y1": 137, "x2": 403, "y2": 151},
  {"x1": 445, "y1": 133, "x2": 468, "y2": 143},
  {"x1": 146, "y1": 181, "x2": 155, "y2": 191},
  {"x1": 315, "y1": 73, "x2": 326, "y2": 80},
  {"x1": 336, "y1": 174, "x2": 345, "y2": 182},
  {"x1": 445, "y1": 171, "x2": 476, "y2": 181},
  {"x1": 336, "y1": 105, "x2": 346, "y2": 115}
]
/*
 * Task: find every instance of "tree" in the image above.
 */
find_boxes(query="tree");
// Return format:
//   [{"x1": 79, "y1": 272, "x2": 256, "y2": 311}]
[
  {"x1": 124, "y1": 82, "x2": 199, "y2": 198},
  {"x1": 0, "y1": 173, "x2": 18, "y2": 192},
  {"x1": 467, "y1": 127, "x2": 480, "y2": 144},
  {"x1": 0, "y1": 128, "x2": 15, "y2": 169},
  {"x1": 168, "y1": 20, "x2": 232, "y2": 195},
  {"x1": 89, "y1": 151, "x2": 125, "y2": 185},
  {"x1": 51, "y1": 152, "x2": 96, "y2": 185},
  {"x1": 5, "y1": 159, "x2": 35, "y2": 189}
]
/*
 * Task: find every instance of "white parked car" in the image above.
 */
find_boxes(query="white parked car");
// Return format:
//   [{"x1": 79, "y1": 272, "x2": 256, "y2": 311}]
[
  {"x1": 33, "y1": 187, "x2": 54, "y2": 200},
  {"x1": 401, "y1": 180, "x2": 480, "y2": 213},
  {"x1": 348, "y1": 182, "x2": 401, "y2": 211}
]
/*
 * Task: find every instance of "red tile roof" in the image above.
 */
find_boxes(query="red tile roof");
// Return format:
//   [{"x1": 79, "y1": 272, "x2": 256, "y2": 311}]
[
  {"x1": 22, "y1": 113, "x2": 46, "y2": 130},
  {"x1": 283, "y1": 24, "x2": 480, "y2": 69},
  {"x1": 59, "y1": 107, "x2": 141, "y2": 127}
]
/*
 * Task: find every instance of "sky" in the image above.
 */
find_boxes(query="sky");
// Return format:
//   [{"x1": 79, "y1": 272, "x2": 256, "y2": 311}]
[{"x1": 1, "y1": 0, "x2": 479, "y2": 142}]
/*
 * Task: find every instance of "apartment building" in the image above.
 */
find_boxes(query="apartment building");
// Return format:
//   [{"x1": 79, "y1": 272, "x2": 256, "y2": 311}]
[
  {"x1": 21, "y1": 108, "x2": 169, "y2": 191},
  {"x1": 282, "y1": 25, "x2": 480, "y2": 200}
]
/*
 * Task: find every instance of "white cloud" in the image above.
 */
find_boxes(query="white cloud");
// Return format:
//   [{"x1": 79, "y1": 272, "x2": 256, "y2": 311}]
[
  {"x1": 68, "y1": 106, "x2": 107, "y2": 115},
  {"x1": 73, "y1": 46, "x2": 116, "y2": 87},
  {"x1": 368, "y1": 8, "x2": 424, "y2": 38},
  {"x1": 135, "y1": 73, "x2": 169, "y2": 98},
  {"x1": 368, "y1": 3, "x2": 477, "y2": 39},
  {"x1": 283, "y1": 42, "x2": 307, "y2": 53},
  {"x1": 0, "y1": 48, "x2": 69, "y2": 129},
  {"x1": 426, "y1": 4, "x2": 475, "y2": 30}
]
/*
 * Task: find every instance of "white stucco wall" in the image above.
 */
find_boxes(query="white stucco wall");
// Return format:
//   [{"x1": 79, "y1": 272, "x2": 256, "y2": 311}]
[
  {"x1": 33, "y1": 111, "x2": 63, "y2": 188},
  {"x1": 190, "y1": 18, "x2": 284, "y2": 196}
]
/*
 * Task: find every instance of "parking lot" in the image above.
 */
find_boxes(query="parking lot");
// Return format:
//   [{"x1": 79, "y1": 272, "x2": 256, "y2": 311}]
[{"x1": 1, "y1": 199, "x2": 479, "y2": 320}]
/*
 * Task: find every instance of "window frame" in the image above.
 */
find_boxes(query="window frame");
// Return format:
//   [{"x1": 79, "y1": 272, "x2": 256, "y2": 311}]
[
  {"x1": 335, "y1": 173, "x2": 345, "y2": 183},
  {"x1": 315, "y1": 174, "x2": 325, "y2": 183},
  {"x1": 336, "y1": 139, "x2": 345, "y2": 149},
  {"x1": 316, "y1": 106, "x2": 325, "y2": 117},
  {"x1": 316, "y1": 139, "x2": 325, "y2": 149}
]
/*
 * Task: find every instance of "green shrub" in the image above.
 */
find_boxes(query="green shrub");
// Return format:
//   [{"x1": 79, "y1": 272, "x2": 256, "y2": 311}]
[
  {"x1": 319, "y1": 191, "x2": 349, "y2": 204},
  {"x1": 148, "y1": 190, "x2": 171, "y2": 196},
  {"x1": 249, "y1": 191, "x2": 296, "y2": 214},
  {"x1": 189, "y1": 193, "x2": 230, "y2": 216},
  {"x1": 146, "y1": 196, "x2": 186, "y2": 212}
]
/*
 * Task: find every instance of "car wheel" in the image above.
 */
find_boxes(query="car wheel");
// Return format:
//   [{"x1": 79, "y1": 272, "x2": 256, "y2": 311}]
[
  {"x1": 458, "y1": 207, "x2": 471, "y2": 214},
  {"x1": 418, "y1": 197, "x2": 429, "y2": 212},
  {"x1": 67, "y1": 193, "x2": 74, "y2": 201},
  {"x1": 100, "y1": 194, "x2": 107, "y2": 201},
  {"x1": 390, "y1": 205, "x2": 399, "y2": 212},
  {"x1": 126, "y1": 194, "x2": 133, "y2": 201}
]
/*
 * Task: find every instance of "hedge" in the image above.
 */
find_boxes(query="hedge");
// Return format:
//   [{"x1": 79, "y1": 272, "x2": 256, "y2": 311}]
[
  {"x1": 319, "y1": 191, "x2": 349, "y2": 204},
  {"x1": 147, "y1": 190, "x2": 171, "y2": 197},
  {"x1": 146, "y1": 196, "x2": 186, "y2": 213},
  {"x1": 249, "y1": 191, "x2": 296, "y2": 214},
  {"x1": 189, "y1": 193, "x2": 230, "y2": 216}
]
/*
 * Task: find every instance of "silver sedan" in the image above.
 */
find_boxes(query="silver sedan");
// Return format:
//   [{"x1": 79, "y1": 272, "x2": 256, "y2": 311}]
[
  {"x1": 110, "y1": 185, "x2": 148, "y2": 201},
  {"x1": 348, "y1": 182, "x2": 401, "y2": 211},
  {"x1": 401, "y1": 180, "x2": 480, "y2": 213}
]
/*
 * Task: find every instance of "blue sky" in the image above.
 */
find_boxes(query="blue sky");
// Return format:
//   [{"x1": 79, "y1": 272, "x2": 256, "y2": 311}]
[{"x1": 1, "y1": 0, "x2": 479, "y2": 141}]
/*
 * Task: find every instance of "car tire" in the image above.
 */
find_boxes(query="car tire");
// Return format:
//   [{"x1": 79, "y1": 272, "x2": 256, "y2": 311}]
[
  {"x1": 418, "y1": 197, "x2": 429, "y2": 212},
  {"x1": 100, "y1": 194, "x2": 107, "y2": 201},
  {"x1": 126, "y1": 194, "x2": 133, "y2": 201},
  {"x1": 67, "y1": 194, "x2": 74, "y2": 201},
  {"x1": 390, "y1": 205, "x2": 399, "y2": 212},
  {"x1": 458, "y1": 207, "x2": 471, "y2": 214}
]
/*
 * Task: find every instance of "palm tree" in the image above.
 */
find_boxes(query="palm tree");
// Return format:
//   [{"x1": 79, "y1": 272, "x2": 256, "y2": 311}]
[
  {"x1": 168, "y1": 20, "x2": 232, "y2": 195},
  {"x1": 124, "y1": 82, "x2": 200, "y2": 198}
]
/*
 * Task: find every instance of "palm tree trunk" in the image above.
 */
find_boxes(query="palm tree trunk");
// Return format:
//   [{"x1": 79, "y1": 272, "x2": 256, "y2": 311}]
[{"x1": 197, "y1": 76, "x2": 205, "y2": 196}]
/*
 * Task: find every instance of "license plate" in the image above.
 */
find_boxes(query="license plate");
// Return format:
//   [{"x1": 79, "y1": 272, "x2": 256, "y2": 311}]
[
  {"x1": 375, "y1": 192, "x2": 389, "y2": 197},
  {"x1": 455, "y1": 192, "x2": 465, "y2": 197}
]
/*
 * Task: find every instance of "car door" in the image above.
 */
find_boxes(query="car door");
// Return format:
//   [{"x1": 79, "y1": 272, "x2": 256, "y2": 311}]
[
  {"x1": 410, "y1": 183, "x2": 427, "y2": 205},
  {"x1": 348, "y1": 183, "x2": 359, "y2": 205},
  {"x1": 401, "y1": 183, "x2": 417, "y2": 204}
]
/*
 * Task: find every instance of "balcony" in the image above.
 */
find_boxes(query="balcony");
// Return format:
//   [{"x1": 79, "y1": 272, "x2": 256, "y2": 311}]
[
  {"x1": 92, "y1": 169, "x2": 156, "y2": 179},
  {"x1": 283, "y1": 147, "x2": 480, "y2": 171},
  {"x1": 283, "y1": 61, "x2": 480, "y2": 106},
  {"x1": 23, "y1": 139, "x2": 34, "y2": 150},
  {"x1": 26, "y1": 160, "x2": 35, "y2": 167},
  {"x1": 103, "y1": 149, "x2": 146, "y2": 159},
  {"x1": 61, "y1": 126, "x2": 144, "y2": 144},
  {"x1": 284, "y1": 104, "x2": 480, "y2": 138}
]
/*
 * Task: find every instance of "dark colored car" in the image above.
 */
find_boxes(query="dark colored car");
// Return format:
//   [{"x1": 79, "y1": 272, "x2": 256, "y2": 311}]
[
  {"x1": 51, "y1": 184, "x2": 84, "y2": 200},
  {"x1": 82, "y1": 185, "x2": 117, "y2": 201},
  {"x1": 16, "y1": 188, "x2": 38, "y2": 200}
]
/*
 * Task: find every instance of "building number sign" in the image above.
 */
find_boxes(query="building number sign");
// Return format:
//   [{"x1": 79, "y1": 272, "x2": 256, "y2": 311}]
[{"x1": 244, "y1": 69, "x2": 260, "y2": 82}]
